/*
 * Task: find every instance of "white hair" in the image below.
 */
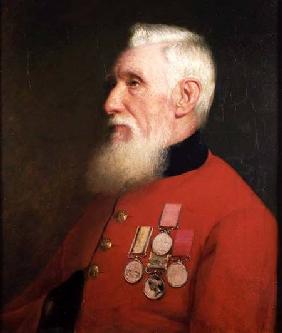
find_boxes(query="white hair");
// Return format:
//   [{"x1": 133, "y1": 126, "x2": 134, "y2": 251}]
[
  {"x1": 128, "y1": 23, "x2": 216, "y2": 126},
  {"x1": 86, "y1": 117, "x2": 170, "y2": 194}
]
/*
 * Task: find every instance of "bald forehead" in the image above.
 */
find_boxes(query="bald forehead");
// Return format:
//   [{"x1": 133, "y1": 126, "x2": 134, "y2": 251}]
[{"x1": 112, "y1": 45, "x2": 168, "y2": 79}]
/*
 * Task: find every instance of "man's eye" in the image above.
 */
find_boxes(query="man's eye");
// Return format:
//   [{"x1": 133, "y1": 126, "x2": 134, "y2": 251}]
[{"x1": 127, "y1": 79, "x2": 140, "y2": 88}]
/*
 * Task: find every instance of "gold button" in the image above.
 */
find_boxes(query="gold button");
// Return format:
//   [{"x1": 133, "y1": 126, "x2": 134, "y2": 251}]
[
  {"x1": 114, "y1": 210, "x2": 128, "y2": 223},
  {"x1": 100, "y1": 238, "x2": 112, "y2": 250},
  {"x1": 88, "y1": 264, "x2": 99, "y2": 279}
]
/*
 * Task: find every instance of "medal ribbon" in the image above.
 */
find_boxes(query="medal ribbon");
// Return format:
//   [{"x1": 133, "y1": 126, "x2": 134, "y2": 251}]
[
  {"x1": 159, "y1": 203, "x2": 182, "y2": 228},
  {"x1": 173, "y1": 229, "x2": 194, "y2": 257},
  {"x1": 129, "y1": 226, "x2": 153, "y2": 257}
]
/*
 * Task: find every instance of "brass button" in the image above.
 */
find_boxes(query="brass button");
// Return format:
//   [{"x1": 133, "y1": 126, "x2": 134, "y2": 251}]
[
  {"x1": 88, "y1": 264, "x2": 99, "y2": 279},
  {"x1": 114, "y1": 210, "x2": 128, "y2": 223},
  {"x1": 100, "y1": 238, "x2": 112, "y2": 250}
]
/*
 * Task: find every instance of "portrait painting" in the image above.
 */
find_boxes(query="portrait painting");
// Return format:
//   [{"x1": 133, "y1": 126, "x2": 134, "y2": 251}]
[{"x1": 2, "y1": 0, "x2": 280, "y2": 331}]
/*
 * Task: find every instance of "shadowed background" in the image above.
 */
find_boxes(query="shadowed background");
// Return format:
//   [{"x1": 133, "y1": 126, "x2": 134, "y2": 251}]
[{"x1": 2, "y1": 0, "x2": 278, "y2": 311}]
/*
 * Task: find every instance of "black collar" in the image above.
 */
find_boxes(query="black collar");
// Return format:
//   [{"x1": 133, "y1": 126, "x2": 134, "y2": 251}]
[{"x1": 163, "y1": 131, "x2": 209, "y2": 177}]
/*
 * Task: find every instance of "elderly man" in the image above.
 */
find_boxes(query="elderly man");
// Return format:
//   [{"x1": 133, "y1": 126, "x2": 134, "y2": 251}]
[{"x1": 3, "y1": 23, "x2": 277, "y2": 332}]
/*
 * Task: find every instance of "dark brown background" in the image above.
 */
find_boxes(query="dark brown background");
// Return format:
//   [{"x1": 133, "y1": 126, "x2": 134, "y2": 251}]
[{"x1": 2, "y1": 0, "x2": 278, "y2": 316}]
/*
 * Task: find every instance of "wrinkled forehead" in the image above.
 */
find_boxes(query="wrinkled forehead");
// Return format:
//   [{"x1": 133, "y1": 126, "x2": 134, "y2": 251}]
[{"x1": 112, "y1": 44, "x2": 168, "y2": 78}]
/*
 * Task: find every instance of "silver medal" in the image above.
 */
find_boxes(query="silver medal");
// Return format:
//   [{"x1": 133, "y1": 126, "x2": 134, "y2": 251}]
[
  {"x1": 144, "y1": 274, "x2": 165, "y2": 300},
  {"x1": 167, "y1": 261, "x2": 188, "y2": 288},
  {"x1": 124, "y1": 259, "x2": 143, "y2": 284},
  {"x1": 152, "y1": 232, "x2": 173, "y2": 256}
]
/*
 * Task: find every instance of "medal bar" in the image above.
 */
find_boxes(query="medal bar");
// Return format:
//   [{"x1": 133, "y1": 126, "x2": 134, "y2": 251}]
[
  {"x1": 129, "y1": 226, "x2": 153, "y2": 257},
  {"x1": 146, "y1": 252, "x2": 170, "y2": 271},
  {"x1": 124, "y1": 226, "x2": 153, "y2": 284}
]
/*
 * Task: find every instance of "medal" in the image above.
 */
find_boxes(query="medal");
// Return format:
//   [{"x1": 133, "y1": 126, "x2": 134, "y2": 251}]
[
  {"x1": 151, "y1": 203, "x2": 182, "y2": 256},
  {"x1": 124, "y1": 226, "x2": 153, "y2": 284},
  {"x1": 144, "y1": 251, "x2": 169, "y2": 299},
  {"x1": 167, "y1": 261, "x2": 188, "y2": 287},
  {"x1": 167, "y1": 229, "x2": 194, "y2": 288},
  {"x1": 152, "y1": 232, "x2": 173, "y2": 256},
  {"x1": 144, "y1": 274, "x2": 165, "y2": 300},
  {"x1": 124, "y1": 259, "x2": 143, "y2": 284},
  {"x1": 123, "y1": 204, "x2": 194, "y2": 300}
]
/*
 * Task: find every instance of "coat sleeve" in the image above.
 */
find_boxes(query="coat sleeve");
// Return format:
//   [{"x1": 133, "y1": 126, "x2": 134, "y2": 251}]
[{"x1": 190, "y1": 205, "x2": 277, "y2": 333}]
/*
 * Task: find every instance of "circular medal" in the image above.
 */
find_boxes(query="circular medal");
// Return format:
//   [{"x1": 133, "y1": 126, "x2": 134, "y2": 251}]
[
  {"x1": 124, "y1": 259, "x2": 143, "y2": 284},
  {"x1": 152, "y1": 232, "x2": 173, "y2": 256},
  {"x1": 167, "y1": 262, "x2": 188, "y2": 288},
  {"x1": 144, "y1": 274, "x2": 165, "y2": 300}
]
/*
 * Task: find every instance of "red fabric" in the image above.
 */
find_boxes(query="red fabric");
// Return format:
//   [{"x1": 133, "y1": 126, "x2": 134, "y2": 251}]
[{"x1": 2, "y1": 153, "x2": 277, "y2": 332}]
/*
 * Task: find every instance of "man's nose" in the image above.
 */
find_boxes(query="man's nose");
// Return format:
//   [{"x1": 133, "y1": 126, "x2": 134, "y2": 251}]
[{"x1": 104, "y1": 84, "x2": 124, "y2": 115}]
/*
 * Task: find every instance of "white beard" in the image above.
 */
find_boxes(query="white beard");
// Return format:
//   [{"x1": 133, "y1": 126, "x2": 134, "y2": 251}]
[{"x1": 86, "y1": 118, "x2": 170, "y2": 195}]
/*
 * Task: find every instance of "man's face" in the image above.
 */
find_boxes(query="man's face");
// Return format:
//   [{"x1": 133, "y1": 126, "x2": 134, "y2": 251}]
[
  {"x1": 87, "y1": 45, "x2": 176, "y2": 195},
  {"x1": 104, "y1": 45, "x2": 175, "y2": 146}
]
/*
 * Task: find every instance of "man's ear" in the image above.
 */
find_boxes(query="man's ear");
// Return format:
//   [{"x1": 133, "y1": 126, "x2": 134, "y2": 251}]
[{"x1": 175, "y1": 79, "x2": 201, "y2": 118}]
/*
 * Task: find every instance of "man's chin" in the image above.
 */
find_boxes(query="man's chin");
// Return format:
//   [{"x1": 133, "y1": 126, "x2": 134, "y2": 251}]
[{"x1": 111, "y1": 135, "x2": 129, "y2": 145}]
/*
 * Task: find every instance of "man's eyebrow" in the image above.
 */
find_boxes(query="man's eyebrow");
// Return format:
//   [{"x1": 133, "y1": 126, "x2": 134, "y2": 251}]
[
  {"x1": 104, "y1": 69, "x2": 146, "y2": 83},
  {"x1": 119, "y1": 70, "x2": 145, "y2": 82}
]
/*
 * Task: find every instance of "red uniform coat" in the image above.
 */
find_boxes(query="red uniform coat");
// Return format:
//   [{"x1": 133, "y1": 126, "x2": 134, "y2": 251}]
[{"x1": 2, "y1": 152, "x2": 277, "y2": 332}]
